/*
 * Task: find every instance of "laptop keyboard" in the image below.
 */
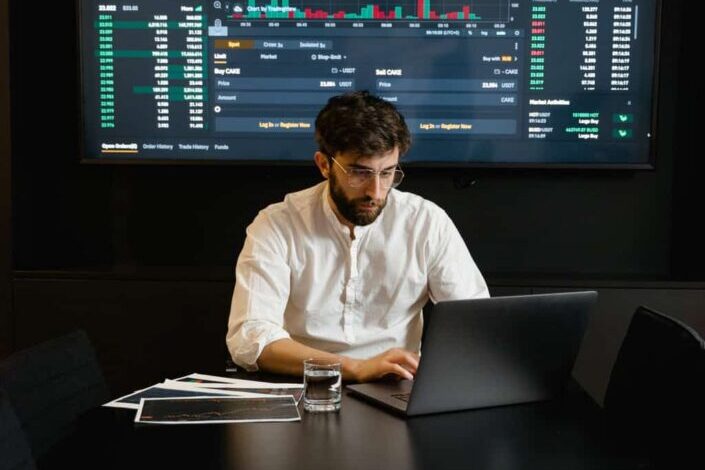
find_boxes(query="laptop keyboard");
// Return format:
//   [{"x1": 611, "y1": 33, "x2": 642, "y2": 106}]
[{"x1": 391, "y1": 393, "x2": 410, "y2": 402}]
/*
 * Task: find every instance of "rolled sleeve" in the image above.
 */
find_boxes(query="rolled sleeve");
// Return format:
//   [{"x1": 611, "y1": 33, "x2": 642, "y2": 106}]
[
  {"x1": 226, "y1": 213, "x2": 292, "y2": 371},
  {"x1": 226, "y1": 319, "x2": 291, "y2": 372}
]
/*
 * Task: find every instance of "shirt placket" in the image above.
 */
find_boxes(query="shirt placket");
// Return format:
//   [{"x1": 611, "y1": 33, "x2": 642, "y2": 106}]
[{"x1": 342, "y1": 237, "x2": 358, "y2": 344}]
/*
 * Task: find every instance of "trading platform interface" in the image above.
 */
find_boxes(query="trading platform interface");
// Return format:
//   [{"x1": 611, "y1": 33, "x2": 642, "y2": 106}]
[{"x1": 81, "y1": 0, "x2": 658, "y2": 165}]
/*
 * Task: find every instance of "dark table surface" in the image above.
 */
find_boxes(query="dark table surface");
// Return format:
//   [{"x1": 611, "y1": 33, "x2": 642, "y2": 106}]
[{"x1": 38, "y1": 375, "x2": 665, "y2": 470}]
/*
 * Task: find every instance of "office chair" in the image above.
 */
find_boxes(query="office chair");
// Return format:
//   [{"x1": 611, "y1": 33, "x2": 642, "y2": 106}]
[
  {"x1": 603, "y1": 305, "x2": 704, "y2": 463},
  {"x1": 0, "y1": 330, "x2": 109, "y2": 459},
  {"x1": 0, "y1": 389, "x2": 36, "y2": 470}
]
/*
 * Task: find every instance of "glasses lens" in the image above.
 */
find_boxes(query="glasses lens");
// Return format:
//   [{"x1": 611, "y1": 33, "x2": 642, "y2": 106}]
[
  {"x1": 343, "y1": 166, "x2": 404, "y2": 189},
  {"x1": 390, "y1": 169, "x2": 404, "y2": 188},
  {"x1": 347, "y1": 169, "x2": 371, "y2": 187}
]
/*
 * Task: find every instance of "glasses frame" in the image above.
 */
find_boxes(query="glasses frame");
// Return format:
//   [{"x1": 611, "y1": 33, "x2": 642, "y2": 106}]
[{"x1": 329, "y1": 156, "x2": 405, "y2": 189}]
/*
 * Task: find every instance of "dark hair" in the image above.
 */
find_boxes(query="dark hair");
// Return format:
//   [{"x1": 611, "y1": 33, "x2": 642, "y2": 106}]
[{"x1": 315, "y1": 91, "x2": 411, "y2": 160}]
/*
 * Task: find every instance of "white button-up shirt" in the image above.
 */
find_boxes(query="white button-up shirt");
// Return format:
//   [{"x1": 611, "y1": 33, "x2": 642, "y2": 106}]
[{"x1": 226, "y1": 181, "x2": 489, "y2": 371}]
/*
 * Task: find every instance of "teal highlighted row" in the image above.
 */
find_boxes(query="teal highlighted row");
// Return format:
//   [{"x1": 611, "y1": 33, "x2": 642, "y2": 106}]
[
  {"x1": 137, "y1": 73, "x2": 207, "y2": 79},
  {"x1": 133, "y1": 86, "x2": 209, "y2": 99},
  {"x1": 95, "y1": 20, "x2": 205, "y2": 29},
  {"x1": 97, "y1": 50, "x2": 206, "y2": 58}
]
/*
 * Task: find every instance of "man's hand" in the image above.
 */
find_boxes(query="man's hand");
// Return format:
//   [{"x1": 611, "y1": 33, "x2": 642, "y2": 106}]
[
  {"x1": 256, "y1": 339, "x2": 419, "y2": 383},
  {"x1": 349, "y1": 348, "x2": 420, "y2": 382}
]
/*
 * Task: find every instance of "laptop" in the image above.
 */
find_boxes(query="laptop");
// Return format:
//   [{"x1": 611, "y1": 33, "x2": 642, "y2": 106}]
[{"x1": 346, "y1": 291, "x2": 597, "y2": 417}]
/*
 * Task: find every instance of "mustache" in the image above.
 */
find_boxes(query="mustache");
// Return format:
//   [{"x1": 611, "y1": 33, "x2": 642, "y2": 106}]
[{"x1": 356, "y1": 196, "x2": 382, "y2": 206}]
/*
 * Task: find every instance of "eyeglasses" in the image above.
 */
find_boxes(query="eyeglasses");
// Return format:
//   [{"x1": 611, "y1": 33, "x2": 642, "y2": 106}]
[{"x1": 330, "y1": 157, "x2": 405, "y2": 189}]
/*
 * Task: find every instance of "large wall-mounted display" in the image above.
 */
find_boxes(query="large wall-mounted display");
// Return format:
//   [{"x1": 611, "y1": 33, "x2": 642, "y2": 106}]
[{"x1": 80, "y1": 0, "x2": 660, "y2": 167}]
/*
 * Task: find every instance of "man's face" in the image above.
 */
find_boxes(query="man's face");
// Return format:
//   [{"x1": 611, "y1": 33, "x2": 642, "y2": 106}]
[{"x1": 327, "y1": 149, "x2": 400, "y2": 227}]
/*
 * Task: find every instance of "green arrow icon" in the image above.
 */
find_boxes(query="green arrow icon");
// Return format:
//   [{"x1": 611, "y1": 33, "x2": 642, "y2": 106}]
[
  {"x1": 612, "y1": 128, "x2": 633, "y2": 138},
  {"x1": 613, "y1": 113, "x2": 634, "y2": 124}
]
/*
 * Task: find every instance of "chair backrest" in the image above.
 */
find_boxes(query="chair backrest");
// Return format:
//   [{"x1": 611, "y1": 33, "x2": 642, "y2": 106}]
[
  {"x1": 0, "y1": 330, "x2": 109, "y2": 458},
  {"x1": 0, "y1": 389, "x2": 36, "y2": 470},
  {"x1": 603, "y1": 305, "x2": 704, "y2": 452}
]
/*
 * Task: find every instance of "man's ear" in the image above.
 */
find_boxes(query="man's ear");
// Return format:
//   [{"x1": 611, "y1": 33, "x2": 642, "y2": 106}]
[{"x1": 314, "y1": 151, "x2": 330, "y2": 179}]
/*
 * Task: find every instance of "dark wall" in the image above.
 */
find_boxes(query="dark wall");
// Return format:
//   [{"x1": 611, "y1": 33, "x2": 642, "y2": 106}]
[
  {"x1": 11, "y1": 278, "x2": 234, "y2": 394},
  {"x1": 670, "y1": 3, "x2": 705, "y2": 278},
  {"x1": 4, "y1": 0, "x2": 704, "y2": 394},
  {"x1": 1, "y1": 0, "x2": 11, "y2": 357}
]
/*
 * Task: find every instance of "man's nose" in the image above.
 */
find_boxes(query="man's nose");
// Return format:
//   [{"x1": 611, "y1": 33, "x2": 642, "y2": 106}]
[{"x1": 363, "y1": 174, "x2": 385, "y2": 200}]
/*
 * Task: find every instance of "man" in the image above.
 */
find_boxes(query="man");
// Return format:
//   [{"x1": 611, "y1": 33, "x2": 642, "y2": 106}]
[{"x1": 226, "y1": 91, "x2": 488, "y2": 382}]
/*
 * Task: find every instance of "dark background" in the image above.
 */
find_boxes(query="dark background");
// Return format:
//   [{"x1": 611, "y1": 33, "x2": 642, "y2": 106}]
[{"x1": 1, "y1": 0, "x2": 703, "y2": 404}]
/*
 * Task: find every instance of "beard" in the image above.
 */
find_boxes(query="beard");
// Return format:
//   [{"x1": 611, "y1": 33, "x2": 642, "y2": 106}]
[{"x1": 329, "y1": 171, "x2": 388, "y2": 226}]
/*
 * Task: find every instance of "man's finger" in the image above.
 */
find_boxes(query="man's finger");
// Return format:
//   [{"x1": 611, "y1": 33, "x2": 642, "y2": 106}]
[
  {"x1": 389, "y1": 363, "x2": 414, "y2": 381},
  {"x1": 389, "y1": 350, "x2": 419, "y2": 372}
]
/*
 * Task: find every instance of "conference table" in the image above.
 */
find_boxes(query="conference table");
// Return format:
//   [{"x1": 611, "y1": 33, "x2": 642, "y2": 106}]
[{"x1": 39, "y1": 372, "x2": 663, "y2": 470}]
